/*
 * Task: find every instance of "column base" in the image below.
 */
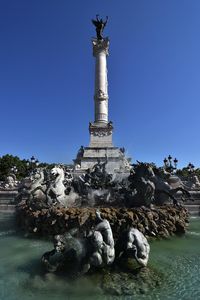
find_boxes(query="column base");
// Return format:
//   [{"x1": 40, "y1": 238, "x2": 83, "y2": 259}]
[
  {"x1": 89, "y1": 121, "x2": 113, "y2": 148},
  {"x1": 73, "y1": 121, "x2": 132, "y2": 174},
  {"x1": 74, "y1": 147, "x2": 131, "y2": 175}
]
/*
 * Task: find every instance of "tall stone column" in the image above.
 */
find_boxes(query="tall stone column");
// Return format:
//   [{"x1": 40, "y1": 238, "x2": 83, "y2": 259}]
[
  {"x1": 73, "y1": 23, "x2": 132, "y2": 173},
  {"x1": 89, "y1": 37, "x2": 113, "y2": 148},
  {"x1": 93, "y1": 37, "x2": 109, "y2": 124}
]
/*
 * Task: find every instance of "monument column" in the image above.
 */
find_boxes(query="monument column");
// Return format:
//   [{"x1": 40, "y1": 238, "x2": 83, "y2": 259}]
[
  {"x1": 74, "y1": 16, "x2": 131, "y2": 173},
  {"x1": 93, "y1": 38, "x2": 109, "y2": 124},
  {"x1": 89, "y1": 36, "x2": 113, "y2": 148}
]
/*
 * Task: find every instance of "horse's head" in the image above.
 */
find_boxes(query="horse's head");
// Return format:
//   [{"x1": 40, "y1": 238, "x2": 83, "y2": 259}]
[
  {"x1": 135, "y1": 161, "x2": 155, "y2": 179},
  {"x1": 51, "y1": 166, "x2": 64, "y2": 177}
]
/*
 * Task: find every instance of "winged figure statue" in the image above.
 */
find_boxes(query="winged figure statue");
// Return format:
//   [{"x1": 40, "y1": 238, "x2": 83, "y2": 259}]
[{"x1": 92, "y1": 15, "x2": 108, "y2": 40}]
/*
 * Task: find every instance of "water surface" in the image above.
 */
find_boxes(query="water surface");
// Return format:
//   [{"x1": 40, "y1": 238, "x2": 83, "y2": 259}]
[{"x1": 0, "y1": 212, "x2": 199, "y2": 300}]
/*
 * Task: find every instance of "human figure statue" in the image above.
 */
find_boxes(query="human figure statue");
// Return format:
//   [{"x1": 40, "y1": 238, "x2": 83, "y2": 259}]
[
  {"x1": 77, "y1": 146, "x2": 84, "y2": 158},
  {"x1": 4, "y1": 174, "x2": 18, "y2": 189},
  {"x1": 84, "y1": 168, "x2": 93, "y2": 187},
  {"x1": 93, "y1": 158, "x2": 108, "y2": 177},
  {"x1": 91, "y1": 210, "x2": 115, "y2": 265},
  {"x1": 189, "y1": 174, "x2": 200, "y2": 190},
  {"x1": 115, "y1": 227, "x2": 150, "y2": 267},
  {"x1": 92, "y1": 15, "x2": 108, "y2": 40},
  {"x1": 120, "y1": 147, "x2": 125, "y2": 154},
  {"x1": 41, "y1": 210, "x2": 115, "y2": 274}
]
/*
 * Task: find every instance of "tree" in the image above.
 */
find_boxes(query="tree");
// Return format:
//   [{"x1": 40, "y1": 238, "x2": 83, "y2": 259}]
[
  {"x1": 0, "y1": 154, "x2": 60, "y2": 181},
  {"x1": 0, "y1": 155, "x2": 28, "y2": 180}
]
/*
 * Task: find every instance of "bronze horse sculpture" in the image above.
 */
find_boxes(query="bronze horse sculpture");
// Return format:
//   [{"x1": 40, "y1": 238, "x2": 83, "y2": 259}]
[{"x1": 128, "y1": 162, "x2": 191, "y2": 207}]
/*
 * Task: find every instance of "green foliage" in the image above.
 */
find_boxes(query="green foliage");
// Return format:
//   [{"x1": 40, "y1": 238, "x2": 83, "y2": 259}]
[
  {"x1": 0, "y1": 155, "x2": 27, "y2": 180},
  {"x1": 0, "y1": 154, "x2": 56, "y2": 181},
  {"x1": 176, "y1": 168, "x2": 190, "y2": 178},
  {"x1": 39, "y1": 162, "x2": 56, "y2": 169},
  {"x1": 176, "y1": 167, "x2": 200, "y2": 179}
]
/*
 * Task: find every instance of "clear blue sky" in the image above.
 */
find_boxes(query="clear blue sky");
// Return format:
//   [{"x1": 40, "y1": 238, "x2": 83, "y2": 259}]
[{"x1": 0, "y1": 0, "x2": 200, "y2": 168}]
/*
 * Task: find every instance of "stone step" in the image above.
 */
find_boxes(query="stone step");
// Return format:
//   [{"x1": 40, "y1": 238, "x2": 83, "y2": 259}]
[
  {"x1": 185, "y1": 201, "x2": 200, "y2": 205},
  {"x1": 185, "y1": 204, "x2": 200, "y2": 208},
  {"x1": 184, "y1": 205, "x2": 200, "y2": 216},
  {"x1": 0, "y1": 192, "x2": 18, "y2": 203},
  {"x1": 0, "y1": 204, "x2": 16, "y2": 212},
  {"x1": 0, "y1": 199, "x2": 16, "y2": 204}
]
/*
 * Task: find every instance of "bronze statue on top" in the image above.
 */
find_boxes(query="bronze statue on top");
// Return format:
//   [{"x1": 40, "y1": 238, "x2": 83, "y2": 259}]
[{"x1": 92, "y1": 15, "x2": 108, "y2": 40}]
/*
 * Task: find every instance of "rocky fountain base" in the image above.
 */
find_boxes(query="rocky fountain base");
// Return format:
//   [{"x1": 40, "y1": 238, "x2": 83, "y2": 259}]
[{"x1": 16, "y1": 202, "x2": 189, "y2": 239}]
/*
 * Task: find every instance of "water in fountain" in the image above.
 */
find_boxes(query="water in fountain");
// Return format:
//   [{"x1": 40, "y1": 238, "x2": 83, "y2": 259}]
[{"x1": 0, "y1": 211, "x2": 200, "y2": 299}]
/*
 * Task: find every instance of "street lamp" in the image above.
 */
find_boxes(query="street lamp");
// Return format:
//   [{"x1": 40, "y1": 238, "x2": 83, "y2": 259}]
[
  {"x1": 26, "y1": 156, "x2": 39, "y2": 174},
  {"x1": 163, "y1": 155, "x2": 178, "y2": 174},
  {"x1": 187, "y1": 163, "x2": 195, "y2": 174}
]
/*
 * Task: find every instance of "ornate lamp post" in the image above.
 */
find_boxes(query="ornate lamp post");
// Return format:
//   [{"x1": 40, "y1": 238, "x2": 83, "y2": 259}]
[
  {"x1": 163, "y1": 155, "x2": 178, "y2": 174},
  {"x1": 187, "y1": 162, "x2": 195, "y2": 175},
  {"x1": 26, "y1": 156, "x2": 39, "y2": 175}
]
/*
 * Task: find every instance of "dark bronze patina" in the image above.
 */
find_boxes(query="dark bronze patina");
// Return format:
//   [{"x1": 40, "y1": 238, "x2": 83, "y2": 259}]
[{"x1": 92, "y1": 15, "x2": 108, "y2": 40}]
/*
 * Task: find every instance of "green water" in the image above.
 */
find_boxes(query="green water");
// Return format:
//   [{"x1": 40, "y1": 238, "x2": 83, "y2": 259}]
[{"x1": 0, "y1": 212, "x2": 200, "y2": 300}]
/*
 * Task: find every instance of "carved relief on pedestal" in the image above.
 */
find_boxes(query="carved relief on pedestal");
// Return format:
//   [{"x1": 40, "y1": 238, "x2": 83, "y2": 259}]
[
  {"x1": 90, "y1": 128, "x2": 112, "y2": 137},
  {"x1": 91, "y1": 129, "x2": 112, "y2": 137},
  {"x1": 89, "y1": 121, "x2": 113, "y2": 137}
]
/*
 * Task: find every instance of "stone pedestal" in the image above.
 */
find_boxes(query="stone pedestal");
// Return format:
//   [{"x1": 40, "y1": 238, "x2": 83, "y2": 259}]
[
  {"x1": 89, "y1": 121, "x2": 113, "y2": 148},
  {"x1": 74, "y1": 146, "x2": 131, "y2": 174}
]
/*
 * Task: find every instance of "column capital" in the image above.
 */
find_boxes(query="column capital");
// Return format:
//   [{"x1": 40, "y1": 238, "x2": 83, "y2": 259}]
[{"x1": 92, "y1": 37, "x2": 109, "y2": 56}]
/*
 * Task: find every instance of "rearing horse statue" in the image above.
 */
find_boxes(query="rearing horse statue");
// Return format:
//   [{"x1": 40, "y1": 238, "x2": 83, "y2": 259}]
[
  {"x1": 128, "y1": 162, "x2": 156, "y2": 207},
  {"x1": 128, "y1": 162, "x2": 191, "y2": 207},
  {"x1": 46, "y1": 166, "x2": 68, "y2": 206},
  {"x1": 27, "y1": 168, "x2": 47, "y2": 206},
  {"x1": 151, "y1": 167, "x2": 191, "y2": 205}
]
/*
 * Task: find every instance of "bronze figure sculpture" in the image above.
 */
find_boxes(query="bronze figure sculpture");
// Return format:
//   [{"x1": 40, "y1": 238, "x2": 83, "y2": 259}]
[{"x1": 92, "y1": 15, "x2": 108, "y2": 40}]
